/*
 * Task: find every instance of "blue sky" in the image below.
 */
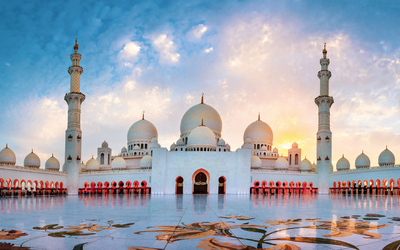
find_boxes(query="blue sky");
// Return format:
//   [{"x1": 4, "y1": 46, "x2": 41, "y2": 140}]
[{"x1": 1, "y1": 0, "x2": 400, "y2": 168}]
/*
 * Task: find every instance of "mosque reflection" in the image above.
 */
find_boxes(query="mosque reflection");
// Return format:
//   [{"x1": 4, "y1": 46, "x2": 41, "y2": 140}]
[{"x1": 1, "y1": 194, "x2": 400, "y2": 214}]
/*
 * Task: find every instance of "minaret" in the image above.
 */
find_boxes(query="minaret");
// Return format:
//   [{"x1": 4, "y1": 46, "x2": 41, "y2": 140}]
[
  {"x1": 315, "y1": 43, "x2": 334, "y2": 194},
  {"x1": 64, "y1": 39, "x2": 85, "y2": 194}
]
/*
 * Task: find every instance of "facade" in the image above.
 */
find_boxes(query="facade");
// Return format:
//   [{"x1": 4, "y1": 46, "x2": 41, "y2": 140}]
[{"x1": 1, "y1": 41, "x2": 400, "y2": 195}]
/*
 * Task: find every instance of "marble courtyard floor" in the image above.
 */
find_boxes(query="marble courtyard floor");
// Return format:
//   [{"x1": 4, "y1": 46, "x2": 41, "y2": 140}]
[{"x1": 1, "y1": 194, "x2": 400, "y2": 249}]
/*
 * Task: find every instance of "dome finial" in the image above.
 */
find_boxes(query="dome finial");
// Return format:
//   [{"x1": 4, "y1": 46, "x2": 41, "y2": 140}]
[
  {"x1": 91, "y1": 155, "x2": 94, "y2": 159},
  {"x1": 142, "y1": 111, "x2": 145, "y2": 120},
  {"x1": 5, "y1": 143, "x2": 8, "y2": 148},
  {"x1": 200, "y1": 118, "x2": 205, "y2": 126},
  {"x1": 386, "y1": 145, "x2": 388, "y2": 150},
  {"x1": 201, "y1": 93, "x2": 204, "y2": 104},
  {"x1": 31, "y1": 149, "x2": 33, "y2": 153},
  {"x1": 362, "y1": 150, "x2": 364, "y2": 154},
  {"x1": 323, "y1": 43, "x2": 327, "y2": 54},
  {"x1": 52, "y1": 153, "x2": 54, "y2": 157},
  {"x1": 342, "y1": 154, "x2": 344, "y2": 158},
  {"x1": 258, "y1": 112, "x2": 260, "y2": 121}
]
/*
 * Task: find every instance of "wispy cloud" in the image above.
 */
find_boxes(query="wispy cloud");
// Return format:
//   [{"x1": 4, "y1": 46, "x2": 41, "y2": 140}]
[{"x1": 153, "y1": 34, "x2": 180, "y2": 64}]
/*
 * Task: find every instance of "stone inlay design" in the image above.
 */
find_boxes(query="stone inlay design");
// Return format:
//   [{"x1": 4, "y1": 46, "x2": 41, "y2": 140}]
[
  {"x1": 131, "y1": 215, "x2": 391, "y2": 249},
  {"x1": 0, "y1": 230, "x2": 28, "y2": 240}
]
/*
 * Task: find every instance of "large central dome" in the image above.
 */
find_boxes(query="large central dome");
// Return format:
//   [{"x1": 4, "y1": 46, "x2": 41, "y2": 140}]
[{"x1": 180, "y1": 100, "x2": 222, "y2": 137}]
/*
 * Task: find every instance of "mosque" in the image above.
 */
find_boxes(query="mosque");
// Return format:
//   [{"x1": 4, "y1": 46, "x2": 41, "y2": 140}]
[{"x1": 1, "y1": 41, "x2": 400, "y2": 196}]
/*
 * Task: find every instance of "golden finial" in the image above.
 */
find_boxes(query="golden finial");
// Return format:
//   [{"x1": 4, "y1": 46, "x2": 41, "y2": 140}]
[
  {"x1": 52, "y1": 153, "x2": 54, "y2": 157},
  {"x1": 82, "y1": 161, "x2": 84, "y2": 164},
  {"x1": 258, "y1": 113, "x2": 260, "y2": 121},
  {"x1": 91, "y1": 155, "x2": 94, "y2": 159},
  {"x1": 201, "y1": 93, "x2": 204, "y2": 104},
  {"x1": 74, "y1": 38, "x2": 79, "y2": 51},
  {"x1": 323, "y1": 43, "x2": 327, "y2": 54},
  {"x1": 5, "y1": 143, "x2": 8, "y2": 148},
  {"x1": 200, "y1": 119, "x2": 204, "y2": 126},
  {"x1": 342, "y1": 154, "x2": 344, "y2": 158},
  {"x1": 142, "y1": 111, "x2": 145, "y2": 120},
  {"x1": 386, "y1": 145, "x2": 388, "y2": 150},
  {"x1": 31, "y1": 149, "x2": 33, "y2": 153},
  {"x1": 362, "y1": 150, "x2": 364, "y2": 154}
]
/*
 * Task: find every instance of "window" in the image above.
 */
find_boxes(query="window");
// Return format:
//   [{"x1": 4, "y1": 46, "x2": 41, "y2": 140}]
[
  {"x1": 295, "y1": 154, "x2": 299, "y2": 165},
  {"x1": 100, "y1": 153, "x2": 104, "y2": 165},
  {"x1": 108, "y1": 154, "x2": 110, "y2": 165},
  {"x1": 289, "y1": 155, "x2": 292, "y2": 165}
]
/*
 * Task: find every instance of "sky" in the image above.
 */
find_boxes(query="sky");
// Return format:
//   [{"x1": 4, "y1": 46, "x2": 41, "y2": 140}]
[{"x1": 1, "y1": 0, "x2": 400, "y2": 170}]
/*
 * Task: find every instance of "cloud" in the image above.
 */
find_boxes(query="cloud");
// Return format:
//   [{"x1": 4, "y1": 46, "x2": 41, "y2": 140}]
[
  {"x1": 188, "y1": 24, "x2": 208, "y2": 40},
  {"x1": 119, "y1": 41, "x2": 141, "y2": 63},
  {"x1": 204, "y1": 47, "x2": 213, "y2": 53},
  {"x1": 152, "y1": 34, "x2": 180, "y2": 64}
]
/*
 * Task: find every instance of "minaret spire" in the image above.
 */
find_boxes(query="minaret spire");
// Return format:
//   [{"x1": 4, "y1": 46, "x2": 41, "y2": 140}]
[
  {"x1": 315, "y1": 43, "x2": 334, "y2": 194},
  {"x1": 142, "y1": 111, "x2": 145, "y2": 120},
  {"x1": 258, "y1": 113, "x2": 260, "y2": 121},
  {"x1": 201, "y1": 93, "x2": 204, "y2": 104},
  {"x1": 68, "y1": 38, "x2": 83, "y2": 93},
  {"x1": 64, "y1": 39, "x2": 86, "y2": 195}
]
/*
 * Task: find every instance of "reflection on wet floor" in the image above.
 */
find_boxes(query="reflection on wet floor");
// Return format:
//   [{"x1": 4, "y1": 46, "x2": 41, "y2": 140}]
[{"x1": 1, "y1": 194, "x2": 400, "y2": 249}]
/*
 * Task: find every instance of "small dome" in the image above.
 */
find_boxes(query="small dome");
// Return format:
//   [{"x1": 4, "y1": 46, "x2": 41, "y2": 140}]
[
  {"x1": 140, "y1": 154, "x2": 152, "y2": 168},
  {"x1": 127, "y1": 119, "x2": 158, "y2": 143},
  {"x1": 86, "y1": 157, "x2": 100, "y2": 170},
  {"x1": 101, "y1": 141, "x2": 108, "y2": 148},
  {"x1": 378, "y1": 147, "x2": 395, "y2": 166},
  {"x1": 81, "y1": 161, "x2": 86, "y2": 169},
  {"x1": 24, "y1": 150, "x2": 40, "y2": 168},
  {"x1": 121, "y1": 147, "x2": 127, "y2": 153},
  {"x1": 218, "y1": 138, "x2": 226, "y2": 146},
  {"x1": 180, "y1": 102, "x2": 222, "y2": 137},
  {"x1": 226, "y1": 143, "x2": 231, "y2": 151},
  {"x1": 336, "y1": 155, "x2": 350, "y2": 171},
  {"x1": 312, "y1": 162, "x2": 316, "y2": 170},
  {"x1": 273, "y1": 147, "x2": 278, "y2": 153},
  {"x1": 187, "y1": 124, "x2": 216, "y2": 148},
  {"x1": 111, "y1": 156, "x2": 126, "y2": 169},
  {"x1": 292, "y1": 142, "x2": 298, "y2": 148},
  {"x1": 151, "y1": 137, "x2": 158, "y2": 144},
  {"x1": 244, "y1": 138, "x2": 251, "y2": 144},
  {"x1": 243, "y1": 120, "x2": 273, "y2": 144},
  {"x1": 133, "y1": 145, "x2": 140, "y2": 150},
  {"x1": 261, "y1": 145, "x2": 267, "y2": 151},
  {"x1": 251, "y1": 155, "x2": 262, "y2": 168},
  {"x1": 355, "y1": 152, "x2": 370, "y2": 169},
  {"x1": 275, "y1": 157, "x2": 289, "y2": 169},
  {"x1": 177, "y1": 138, "x2": 184, "y2": 146},
  {"x1": 170, "y1": 142, "x2": 176, "y2": 151},
  {"x1": 45, "y1": 154, "x2": 60, "y2": 170},
  {"x1": 299, "y1": 158, "x2": 312, "y2": 171},
  {"x1": 0, "y1": 144, "x2": 16, "y2": 165}
]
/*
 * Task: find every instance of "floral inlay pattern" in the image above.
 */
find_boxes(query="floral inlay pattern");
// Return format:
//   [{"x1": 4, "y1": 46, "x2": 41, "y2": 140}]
[
  {"x1": 135, "y1": 222, "x2": 269, "y2": 242},
  {"x1": 307, "y1": 219, "x2": 388, "y2": 239},
  {"x1": 0, "y1": 230, "x2": 28, "y2": 240}
]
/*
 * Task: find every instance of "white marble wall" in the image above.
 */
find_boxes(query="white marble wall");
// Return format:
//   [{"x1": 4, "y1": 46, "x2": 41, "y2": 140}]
[{"x1": 151, "y1": 148, "x2": 251, "y2": 194}]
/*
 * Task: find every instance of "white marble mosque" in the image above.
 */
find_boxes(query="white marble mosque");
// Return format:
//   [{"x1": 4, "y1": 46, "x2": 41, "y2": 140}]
[{"x1": 1, "y1": 41, "x2": 400, "y2": 196}]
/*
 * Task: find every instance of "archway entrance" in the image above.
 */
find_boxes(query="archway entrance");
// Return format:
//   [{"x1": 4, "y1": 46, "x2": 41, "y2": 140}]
[
  {"x1": 176, "y1": 177, "x2": 184, "y2": 194},
  {"x1": 218, "y1": 177, "x2": 225, "y2": 194},
  {"x1": 193, "y1": 172, "x2": 208, "y2": 194}
]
